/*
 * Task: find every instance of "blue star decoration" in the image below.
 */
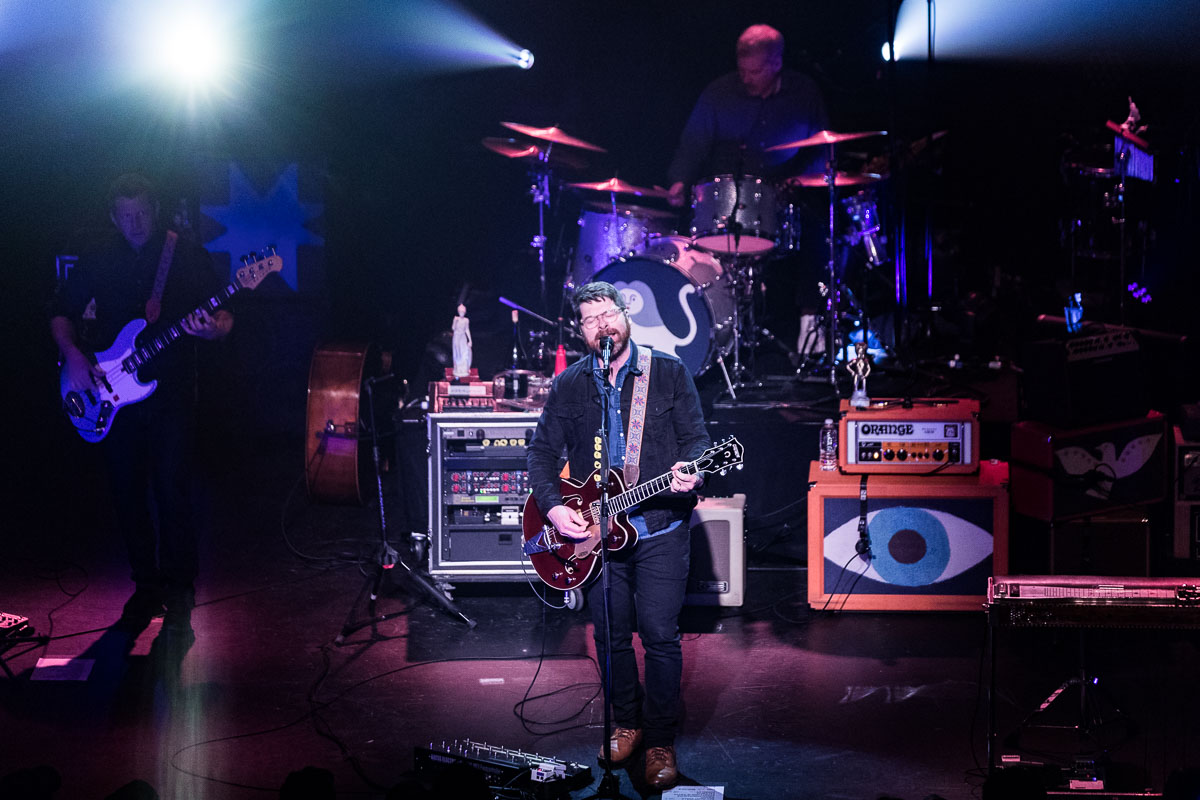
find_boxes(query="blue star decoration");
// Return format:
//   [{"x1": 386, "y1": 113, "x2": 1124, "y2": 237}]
[{"x1": 201, "y1": 163, "x2": 323, "y2": 291}]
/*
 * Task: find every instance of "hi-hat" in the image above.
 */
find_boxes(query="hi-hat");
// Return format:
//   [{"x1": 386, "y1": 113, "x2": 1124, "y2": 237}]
[
  {"x1": 783, "y1": 171, "x2": 885, "y2": 188},
  {"x1": 482, "y1": 137, "x2": 588, "y2": 169},
  {"x1": 566, "y1": 177, "x2": 669, "y2": 198},
  {"x1": 766, "y1": 129, "x2": 887, "y2": 152},
  {"x1": 500, "y1": 122, "x2": 607, "y2": 152}
]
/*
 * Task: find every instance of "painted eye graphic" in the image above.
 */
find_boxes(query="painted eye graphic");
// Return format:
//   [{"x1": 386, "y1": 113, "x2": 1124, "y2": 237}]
[{"x1": 824, "y1": 505, "x2": 994, "y2": 588}]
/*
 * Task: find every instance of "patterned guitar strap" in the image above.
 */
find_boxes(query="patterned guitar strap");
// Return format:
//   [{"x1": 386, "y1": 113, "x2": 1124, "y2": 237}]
[
  {"x1": 143, "y1": 230, "x2": 178, "y2": 324},
  {"x1": 622, "y1": 347, "x2": 653, "y2": 485}
]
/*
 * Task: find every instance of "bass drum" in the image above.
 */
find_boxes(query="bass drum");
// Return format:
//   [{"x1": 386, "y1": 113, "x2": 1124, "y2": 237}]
[{"x1": 593, "y1": 236, "x2": 733, "y2": 376}]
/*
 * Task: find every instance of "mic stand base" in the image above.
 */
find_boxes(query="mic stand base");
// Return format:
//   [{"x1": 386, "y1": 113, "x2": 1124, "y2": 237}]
[{"x1": 334, "y1": 382, "x2": 476, "y2": 645}]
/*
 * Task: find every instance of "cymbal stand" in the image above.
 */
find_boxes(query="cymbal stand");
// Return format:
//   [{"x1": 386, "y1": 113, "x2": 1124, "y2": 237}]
[
  {"x1": 822, "y1": 142, "x2": 842, "y2": 391},
  {"x1": 528, "y1": 149, "x2": 554, "y2": 309}
]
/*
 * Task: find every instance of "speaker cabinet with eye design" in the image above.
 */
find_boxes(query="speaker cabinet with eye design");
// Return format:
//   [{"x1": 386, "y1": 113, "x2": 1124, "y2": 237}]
[{"x1": 807, "y1": 460, "x2": 1009, "y2": 611}]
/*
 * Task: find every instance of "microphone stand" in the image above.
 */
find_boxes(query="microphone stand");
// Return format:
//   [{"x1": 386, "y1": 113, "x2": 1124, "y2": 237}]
[
  {"x1": 335, "y1": 375, "x2": 475, "y2": 644},
  {"x1": 583, "y1": 337, "x2": 632, "y2": 800}
]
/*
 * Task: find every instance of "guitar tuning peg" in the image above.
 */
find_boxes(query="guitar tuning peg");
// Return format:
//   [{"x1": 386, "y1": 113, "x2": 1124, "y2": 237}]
[
  {"x1": 240, "y1": 254, "x2": 252, "y2": 265},
  {"x1": 736, "y1": 464, "x2": 743, "y2": 470},
  {"x1": 264, "y1": 243, "x2": 277, "y2": 255}
]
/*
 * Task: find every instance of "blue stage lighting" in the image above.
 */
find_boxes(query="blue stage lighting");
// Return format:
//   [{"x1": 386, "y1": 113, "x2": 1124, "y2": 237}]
[{"x1": 515, "y1": 48, "x2": 534, "y2": 70}]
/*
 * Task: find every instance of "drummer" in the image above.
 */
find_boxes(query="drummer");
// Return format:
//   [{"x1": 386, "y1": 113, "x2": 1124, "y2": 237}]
[{"x1": 665, "y1": 24, "x2": 829, "y2": 209}]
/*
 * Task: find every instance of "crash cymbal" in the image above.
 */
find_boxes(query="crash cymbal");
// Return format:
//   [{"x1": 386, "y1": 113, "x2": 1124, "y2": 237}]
[
  {"x1": 567, "y1": 177, "x2": 669, "y2": 199},
  {"x1": 500, "y1": 122, "x2": 607, "y2": 152},
  {"x1": 783, "y1": 171, "x2": 885, "y2": 188},
  {"x1": 481, "y1": 137, "x2": 588, "y2": 170},
  {"x1": 766, "y1": 129, "x2": 887, "y2": 152}
]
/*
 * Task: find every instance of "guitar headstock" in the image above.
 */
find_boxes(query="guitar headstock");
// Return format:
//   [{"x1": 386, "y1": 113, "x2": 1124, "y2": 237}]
[
  {"x1": 234, "y1": 252, "x2": 284, "y2": 290},
  {"x1": 695, "y1": 436, "x2": 744, "y2": 476}
]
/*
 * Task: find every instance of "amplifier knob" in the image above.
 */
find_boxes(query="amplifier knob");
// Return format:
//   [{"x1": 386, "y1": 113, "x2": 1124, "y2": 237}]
[
  {"x1": 883, "y1": 449, "x2": 895, "y2": 461},
  {"x1": 933, "y1": 449, "x2": 944, "y2": 461},
  {"x1": 897, "y1": 450, "x2": 908, "y2": 461}
]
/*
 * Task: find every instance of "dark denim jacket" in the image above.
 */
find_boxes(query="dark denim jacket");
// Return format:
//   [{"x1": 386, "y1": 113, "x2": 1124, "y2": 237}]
[{"x1": 527, "y1": 343, "x2": 711, "y2": 534}]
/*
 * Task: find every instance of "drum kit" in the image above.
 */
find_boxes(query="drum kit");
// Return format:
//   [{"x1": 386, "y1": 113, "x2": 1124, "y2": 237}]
[{"x1": 482, "y1": 121, "x2": 893, "y2": 398}]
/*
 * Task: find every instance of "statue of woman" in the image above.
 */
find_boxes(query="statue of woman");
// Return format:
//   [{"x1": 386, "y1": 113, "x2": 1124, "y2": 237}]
[{"x1": 451, "y1": 303, "x2": 472, "y2": 378}]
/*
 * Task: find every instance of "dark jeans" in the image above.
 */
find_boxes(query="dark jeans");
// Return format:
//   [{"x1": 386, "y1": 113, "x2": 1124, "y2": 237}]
[
  {"x1": 101, "y1": 396, "x2": 199, "y2": 593},
  {"x1": 585, "y1": 526, "x2": 690, "y2": 748}
]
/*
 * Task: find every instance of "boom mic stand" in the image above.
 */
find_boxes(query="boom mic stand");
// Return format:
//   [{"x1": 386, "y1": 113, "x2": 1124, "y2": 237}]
[
  {"x1": 582, "y1": 337, "x2": 632, "y2": 800},
  {"x1": 335, "y1": 375, "x2": 475, "y2": 644}
]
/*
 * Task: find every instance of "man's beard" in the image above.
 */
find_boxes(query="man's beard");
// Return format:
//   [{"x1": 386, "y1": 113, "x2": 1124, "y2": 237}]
[{"x1": 588, "y1": 325, "x2": 629, "y2": 360}]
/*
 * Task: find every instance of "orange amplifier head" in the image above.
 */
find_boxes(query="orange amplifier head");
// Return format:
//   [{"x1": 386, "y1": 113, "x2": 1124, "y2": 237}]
[{"x1": 838, "y1": 397, "x2": 981, "y2": 474}]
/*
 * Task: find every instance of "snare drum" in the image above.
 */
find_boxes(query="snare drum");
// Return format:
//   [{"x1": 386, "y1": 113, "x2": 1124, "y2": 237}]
[
  {"x1": 570, "y1": 202, "x2": 676, "y2": 288},
  {"x1": 690, "y1": 175, "x2": 778, "y2": 255},
  {"x1": 592, "y1": 236, "x2": 733, "y2": 375}
]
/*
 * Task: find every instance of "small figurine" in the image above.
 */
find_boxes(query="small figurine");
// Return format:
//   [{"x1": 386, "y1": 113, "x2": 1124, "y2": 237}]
[
  {"x1": 451, "y1": 303, "x2": 472, "y2": 378},
  {"x1": 847, "y1": 340, "x2": 871, "y2": 409}
]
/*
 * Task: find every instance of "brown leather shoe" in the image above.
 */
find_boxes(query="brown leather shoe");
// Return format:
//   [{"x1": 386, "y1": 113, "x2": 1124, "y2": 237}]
[
  {"x1": 645, "y1": 745, "x2": 678, "y2": 789},
  {"x1": 598, "y1": 727, "x2": 643, "y2": 763}
]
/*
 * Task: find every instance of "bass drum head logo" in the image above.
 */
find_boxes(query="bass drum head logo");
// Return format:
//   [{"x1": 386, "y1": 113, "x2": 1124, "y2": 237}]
[{"x1": 593, "y1": 258, "x2": 711, "y2": 373}]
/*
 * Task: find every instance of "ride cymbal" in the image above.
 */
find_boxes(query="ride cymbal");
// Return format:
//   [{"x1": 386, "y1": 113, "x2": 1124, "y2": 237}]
[
  {"x1": 566, "y1": 177, "x2": 669, "y2": 198},
  {"x1": 782, "y1": 171, "x2": 885, "y2": 188},
  {"x1": 500, "y1": 122, "x2": 608, "y2": 152},
  {"x1": 766, "y1": 129, "x2": 887, "y2": 152},
  {"x1": 481, "y1": 137, "x2": 588, "y2": 170}
]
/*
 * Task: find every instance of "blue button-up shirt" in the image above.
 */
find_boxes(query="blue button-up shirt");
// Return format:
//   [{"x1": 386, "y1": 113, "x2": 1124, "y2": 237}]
[{"x1": 591, "y1": 344, "x2": 683, "y2": 541}]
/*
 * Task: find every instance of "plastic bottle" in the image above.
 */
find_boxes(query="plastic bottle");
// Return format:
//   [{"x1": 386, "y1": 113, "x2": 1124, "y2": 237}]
[{"x1": 819, "y1": 418, "x2": 838, "y2": 471}]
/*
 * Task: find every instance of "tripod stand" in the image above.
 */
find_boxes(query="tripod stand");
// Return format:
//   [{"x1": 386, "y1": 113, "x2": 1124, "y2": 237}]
[{"x1": 335, "y1": 376, "x2": 474, "y2": 644}]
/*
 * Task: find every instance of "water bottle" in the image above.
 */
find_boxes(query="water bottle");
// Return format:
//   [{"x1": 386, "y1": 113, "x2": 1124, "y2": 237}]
[{"x1": 819, "y1": 418, "x2": 838, "y2": 471}]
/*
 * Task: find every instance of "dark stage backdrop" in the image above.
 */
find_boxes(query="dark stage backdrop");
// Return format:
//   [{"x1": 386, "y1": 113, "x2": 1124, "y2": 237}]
[{"x1": 4, "y1": 1, "x2": 1200, "y2": 480}]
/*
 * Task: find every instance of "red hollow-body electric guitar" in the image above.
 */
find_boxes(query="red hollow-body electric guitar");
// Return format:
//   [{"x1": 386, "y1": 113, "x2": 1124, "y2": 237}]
[{"x1": 521, "y1": 437, "x2": 744, "y2": 591}]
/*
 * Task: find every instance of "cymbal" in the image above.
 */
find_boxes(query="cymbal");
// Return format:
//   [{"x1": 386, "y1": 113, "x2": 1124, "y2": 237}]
[
  {"x1": 567, "y1": 177, "x2": 669, "y2": 199},
  {"x1": 500, "y1": 122, "x2": 607, "y2": 153},
  {"x1": 481, "y1": 137, "x2": 588, "y2": 169},
  {"x1": 766, "y1": 129, "x2": 887, "y2": 152},
  {"x1": 783, "y1": 171, "x2": 885, "y2": 188},
  {"x1": 581, "y1": 200, "x2": 677, "y2": 220}
]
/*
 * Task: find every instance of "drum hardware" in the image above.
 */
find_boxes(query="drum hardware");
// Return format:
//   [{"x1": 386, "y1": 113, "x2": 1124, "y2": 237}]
[
  {"x1": 488, "y1": 123, "x2": 610, "y2": 310},
  {"x1": 768, "y1": 130, "x2": 888, "y2": 392}
]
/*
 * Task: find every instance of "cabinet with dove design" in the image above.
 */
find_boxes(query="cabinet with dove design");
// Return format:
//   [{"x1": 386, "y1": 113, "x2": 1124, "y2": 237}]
[{"x1": 1010, "y1": 411, "x2": 1167, "y2": 522}]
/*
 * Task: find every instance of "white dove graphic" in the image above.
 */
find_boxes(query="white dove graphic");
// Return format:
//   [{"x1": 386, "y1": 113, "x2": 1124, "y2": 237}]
[{"x1": 1054, "y1": 434, "x2": 1161, "y2": 499}]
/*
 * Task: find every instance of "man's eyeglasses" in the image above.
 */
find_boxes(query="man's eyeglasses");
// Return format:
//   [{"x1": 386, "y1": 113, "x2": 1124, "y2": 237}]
[{"x1": 580, "y1": 307, "x2": 624, "y2": 331}]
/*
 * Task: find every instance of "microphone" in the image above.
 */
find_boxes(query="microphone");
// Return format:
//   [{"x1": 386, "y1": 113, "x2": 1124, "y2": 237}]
[{"x1": 600, "y1": 336, "x2": 614, "y2": 372}]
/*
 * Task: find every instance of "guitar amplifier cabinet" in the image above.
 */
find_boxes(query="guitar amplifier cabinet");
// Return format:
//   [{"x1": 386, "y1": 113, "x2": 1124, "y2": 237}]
[
  {"x1": 427, "y1": 411, "x2": 541, "y2": 581},
  {"x1": 685, "y1": 495, "x2": 746, "y2": 607},
  {"x1": 1020, "y1": 330, "x2": 1147, "y2": 428},
  {"x1": 807, "y1": 460, "x2": 1009, "y2": 611},
  {"x1": 1173, "y1": 426, "x2": 1200, "y2": 560},
  {"x1": 1010, "y1": 411, "x2": 1167, "y2": 522}
]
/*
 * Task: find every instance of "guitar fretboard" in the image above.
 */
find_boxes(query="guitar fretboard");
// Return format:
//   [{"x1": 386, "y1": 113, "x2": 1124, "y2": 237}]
[
  {"x1": 582, "y1": 462, "x2": 700, "y2": 522},
  {"x1": 120, "y1": 282, "x2": 239, "y2": 374}
]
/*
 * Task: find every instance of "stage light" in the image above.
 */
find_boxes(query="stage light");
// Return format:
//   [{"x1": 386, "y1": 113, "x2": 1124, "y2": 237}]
[
  {"x1": 891, "y1": 0, "x2": 1200, "y2": 61},
  {"x1": 515, "y1": 48, "x2": 534, "y2": 70},
  {"x1": 881, "y1": 42, "x2": 892, "y2": 62},
  {"x1": 153, "y1": 8, "x2": 230, "y2": 89}
]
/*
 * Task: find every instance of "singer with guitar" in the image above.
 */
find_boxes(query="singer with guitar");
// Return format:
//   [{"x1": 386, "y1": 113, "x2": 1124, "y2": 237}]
[
  {"x1": 526, "y1": 282, "x2": 710, "y2": 790},
  {"x1": 49, "y1": 173, "x2": 234, "y2": 642}
]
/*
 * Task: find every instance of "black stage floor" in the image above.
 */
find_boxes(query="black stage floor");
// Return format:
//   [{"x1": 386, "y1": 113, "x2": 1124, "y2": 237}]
[{"x1": 4, "y1": 364, "x2": 1200, "y2": 800}]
